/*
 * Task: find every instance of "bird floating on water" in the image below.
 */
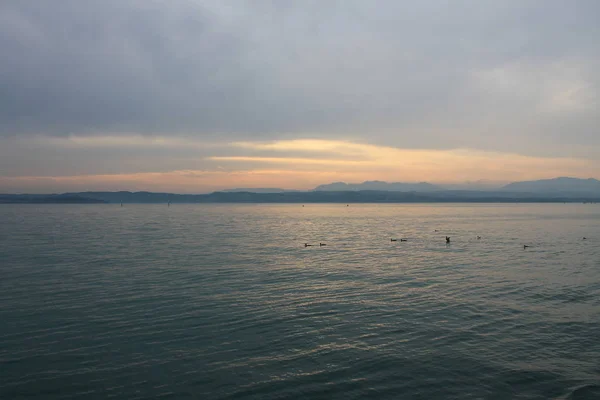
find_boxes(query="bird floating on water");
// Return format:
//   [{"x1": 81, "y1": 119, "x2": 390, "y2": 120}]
[
  {"x1": 390, "y1": 238, "x2": 397, "y2": 242},
  {"x1": 400, "y1": 239, "x2": 408, "y2": 242},
  {"x1": 446, "y1": 236, "x2": 451, "y2": 244},
  {"x1": 319, "y1": 243, "x2": 326, "y2": 246},
  {"x1": 477, "y1": 236, "x2": 481, "y2": 240},
  {"x1": 304, "y1": 243, "x2": 313, "y2": 247},
  {"x1": 523, "y1": 245, "x2": 530, "y2": 249}
]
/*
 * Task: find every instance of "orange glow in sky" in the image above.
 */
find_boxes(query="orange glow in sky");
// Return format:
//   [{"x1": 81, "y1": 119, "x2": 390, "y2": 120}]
[{"x1": 1, "y1": 138, "x2": 597, "y2": 193}]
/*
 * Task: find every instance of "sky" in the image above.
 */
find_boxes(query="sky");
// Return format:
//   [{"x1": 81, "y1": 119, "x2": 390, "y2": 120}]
[{"x1": 1, "y1": 0, "x2": 599, "y2": 193}]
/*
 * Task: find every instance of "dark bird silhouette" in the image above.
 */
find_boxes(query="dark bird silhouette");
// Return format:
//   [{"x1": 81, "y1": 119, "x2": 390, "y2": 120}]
[
  {"x1": 435, "y1": 230, "x2": 439, "y2": 232},
  {"x1": 477, "y1": 236, "x2": 481, "y2": 240},
  {"x1": 523, "y1": 245, "x2": 530, "y2": 249},
  {"x1": 390, "y1": 238, "x2": 397, "y2": 242},
  {"x1": 304, "y1": 243, "x2": 314, "y2": 247},
  {"x1": 400, "y1": 239, "x2": 408, "y2": 242},
  {"x1": 583, "y1": 237, "x2": 587, "y2": 240},
  {"x1": 319, "y1": 243, "x2": 326, "y2": 246},
  {"x1": 446, "y1": 236, "x2": 451, "y2": 244}
]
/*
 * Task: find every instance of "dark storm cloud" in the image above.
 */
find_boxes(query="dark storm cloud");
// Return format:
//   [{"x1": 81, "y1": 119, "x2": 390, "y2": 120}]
[{"x1": 0, "y1": 0, "x2": 598, "y2": 153}]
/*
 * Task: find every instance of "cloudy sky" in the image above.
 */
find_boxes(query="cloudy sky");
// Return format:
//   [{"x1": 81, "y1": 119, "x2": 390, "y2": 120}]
[{"x1": 1, "y1": 0, "x2": 598, "y2": 193}]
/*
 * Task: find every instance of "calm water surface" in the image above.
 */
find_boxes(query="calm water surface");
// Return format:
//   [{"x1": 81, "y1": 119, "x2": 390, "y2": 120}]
[{"x1": 1, "y1": 204, "x2": 599, "y2": 399}]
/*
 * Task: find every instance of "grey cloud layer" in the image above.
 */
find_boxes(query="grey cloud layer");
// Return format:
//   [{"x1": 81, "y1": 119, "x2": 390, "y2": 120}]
[{"x1": 1, "y1": 0, "x2": 599, "y2": 155}]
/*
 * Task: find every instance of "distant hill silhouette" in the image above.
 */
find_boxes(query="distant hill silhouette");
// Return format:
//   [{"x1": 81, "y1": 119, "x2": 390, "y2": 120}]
[
  {"x1": 221, "y1": 188, "x2": 297, "y2": 193},
  {"x1": 0, "y1": 194, "x2": 106, "y2": 204},
  {"x1": 2, "y1": 177, "x2": 599, "y2": 204},
  {"x1": 6, "y1": 189, "x2": 594, "y2": 204},
  {"x1": 439, "y1": 180, "x2": 505, "y2": 191},
  {"x1": 314, "y1": 180, "x2": 443, "y2": 192},
  {"x1": 64, "y1": 191, "x2": 195, "y2": 204},
  {"x1": 502, "y1": 177, "x2": 600, "y2": 195}
]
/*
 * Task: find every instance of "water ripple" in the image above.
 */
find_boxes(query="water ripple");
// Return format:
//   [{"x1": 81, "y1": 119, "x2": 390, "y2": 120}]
[{"x1": 1, "y1": 203, "x2": 599, "y2": 399}]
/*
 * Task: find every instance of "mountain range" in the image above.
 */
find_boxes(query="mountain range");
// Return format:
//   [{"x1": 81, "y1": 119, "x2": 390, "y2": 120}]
[
  {"x1": 1, "y1": 177, "x2": 599, "y2": 203},
  {"x1": 216, "y1": 177, "x2": 600, "y2": 195},
  {"x1": 316, "y1": 177, "x2": 600, "y2": 194},
  {"x1": 501, "y1": 177, "x2": 600, "y2": 195},
  {"x1": 221, "y1": 188, "x2": 299, "y2": 193},
  {"x1": 314, "y1": 181, "x2": 442, "y2": 192}
]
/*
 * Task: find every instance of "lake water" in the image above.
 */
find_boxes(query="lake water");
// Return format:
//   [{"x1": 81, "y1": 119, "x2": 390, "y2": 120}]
[{"x1": 1, "y1": 204, "x2": 599, "y2": 399}]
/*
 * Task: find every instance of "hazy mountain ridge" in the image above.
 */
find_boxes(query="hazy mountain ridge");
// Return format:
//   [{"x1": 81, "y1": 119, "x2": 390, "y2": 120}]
[
  {"x1": 314, "y1": 178, "x2": 600, "y2": 193},
  {"x1": 0, "y1": 194, "x2": 107, "y2": 204},
  {"x1": 221, "y1": 188, "x2": 297, "y2": 193},
  {"x1": 3, "y1": 190, "x2": 598, "y2": 204},
  {"x1": 314, "y1": 180, "x2": 443, "y2": 192},
  {"x1": 76, "y1": 189, "x2": 600, "y2": 203},
  {"x1": 501, "y1": 177, "x2": 600, "y2": 194},
  {"x1": 2, "y1": 178, "x2": 599, "y2": 203}
]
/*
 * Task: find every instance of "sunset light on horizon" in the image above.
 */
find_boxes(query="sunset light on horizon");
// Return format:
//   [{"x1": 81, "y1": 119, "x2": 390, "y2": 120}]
[{"x1": 1, "y1": 1, "x2": 598, "y2": 193}]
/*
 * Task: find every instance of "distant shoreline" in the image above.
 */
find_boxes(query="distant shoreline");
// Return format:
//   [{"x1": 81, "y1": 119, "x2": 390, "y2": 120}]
[{"x1": 1, "y1": 191, "x2": 599, "y2": 205}]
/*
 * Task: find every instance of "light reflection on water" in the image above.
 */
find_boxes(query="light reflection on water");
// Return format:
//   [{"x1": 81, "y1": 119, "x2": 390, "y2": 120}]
[{"x1": 0, "y1": 204, "x2": 599, "y2": 399}]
